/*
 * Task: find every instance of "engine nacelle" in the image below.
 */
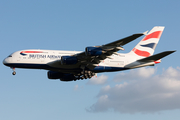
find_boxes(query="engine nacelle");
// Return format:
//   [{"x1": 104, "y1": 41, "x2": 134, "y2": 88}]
[
  {"x1": 60, "y1": 74, "x2": 76, "y2": 81},
  {"x1": 47, "y1": 71, "x2": 64, "y2": 79},
  {"x1": 47, "y1": 71, "x2": 75, "y2": 81},
  {"x1": 85, "y1": 47, "x2": 103, "y2": 56},
  {"x1": 61, "y1": 56, "x2": 78, "y2": 65}
]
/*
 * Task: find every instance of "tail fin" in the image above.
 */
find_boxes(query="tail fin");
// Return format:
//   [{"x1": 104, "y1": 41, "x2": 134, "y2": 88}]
[{"x1": 128, "y1": 26, "x2": 165, "y2": 58}]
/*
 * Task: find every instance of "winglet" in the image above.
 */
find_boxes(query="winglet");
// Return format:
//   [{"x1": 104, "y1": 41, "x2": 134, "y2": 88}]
[{"x1": 143, "y1": 30, "x2": 148, "y2": 35}]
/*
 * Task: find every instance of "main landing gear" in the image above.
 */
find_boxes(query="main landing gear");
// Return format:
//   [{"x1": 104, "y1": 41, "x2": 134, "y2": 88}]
[
  {"x1": 11, "y1": 67, "x2": 16, "y2": 75},
  {"x1": 73, "y1": 71, "x2": 95, "y2": 81}
]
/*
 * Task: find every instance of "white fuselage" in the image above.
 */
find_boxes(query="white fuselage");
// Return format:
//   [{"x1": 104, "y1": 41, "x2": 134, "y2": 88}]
[
  {"x1": 3, "y1": 49, "x2": 155, "y2": 74},
  {"x1": 3, "y1": 50, "x2": 141, "y2": 70}
]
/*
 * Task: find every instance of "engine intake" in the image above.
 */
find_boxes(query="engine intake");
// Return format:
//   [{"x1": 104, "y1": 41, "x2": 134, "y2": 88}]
[
  {"x1": 85, "y1": 47, "x2": 103, "y2": 56},
  {"x1": 61, "y1": 56, "x2": 78, "y2": 65}
]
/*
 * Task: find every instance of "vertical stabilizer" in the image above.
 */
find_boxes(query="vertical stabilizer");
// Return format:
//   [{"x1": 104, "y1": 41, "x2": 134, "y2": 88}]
[{"x1": 128, "y1": 26, "x2": 165, "y2": 59}]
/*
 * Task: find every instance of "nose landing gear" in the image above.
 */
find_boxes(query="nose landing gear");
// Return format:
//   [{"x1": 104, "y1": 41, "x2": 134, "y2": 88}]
[{"x1": 11, "y1": 67, "x2": 16, "y2": 75}]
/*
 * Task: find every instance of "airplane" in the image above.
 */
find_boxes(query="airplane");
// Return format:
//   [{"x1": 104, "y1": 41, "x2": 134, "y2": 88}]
[{"x1": 3, "y1": 26, "x2": 175, "y2": 81}]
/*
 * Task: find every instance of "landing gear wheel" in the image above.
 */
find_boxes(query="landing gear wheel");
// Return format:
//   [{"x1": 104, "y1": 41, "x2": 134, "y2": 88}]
[
  {"x1": 12, "y1": 71, "x2": 16, "y2": 75},
  {"x1": 11, "y1": 67, "x2": 16, "y2": 75}
]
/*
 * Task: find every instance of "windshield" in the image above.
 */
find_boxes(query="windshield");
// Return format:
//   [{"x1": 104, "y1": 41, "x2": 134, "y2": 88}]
[{"x1": 7, "y1": 54, "x2": 13, "y2": 57}]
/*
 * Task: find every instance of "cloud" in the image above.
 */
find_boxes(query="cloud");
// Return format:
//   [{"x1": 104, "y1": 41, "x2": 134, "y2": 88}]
[
  {"x1": 87, "y1": 75, "x2": 108, "y2": 85},
  {"x1": 87, "y1": 67, "x2": 180, "y2": 113},
  {"x1": 113, "y1": 67, "x2": 156, "y2": 82}
]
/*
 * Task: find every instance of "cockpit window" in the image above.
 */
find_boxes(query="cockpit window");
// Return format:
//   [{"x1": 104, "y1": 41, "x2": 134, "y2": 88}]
[{"x1": 8, "y1": 55, "x2": 12, "y2": 57}]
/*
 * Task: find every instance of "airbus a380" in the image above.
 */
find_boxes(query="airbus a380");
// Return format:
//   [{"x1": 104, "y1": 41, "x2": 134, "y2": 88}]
[{"x1": 3, "y1": 26, "x2": 175, "y2": 81}]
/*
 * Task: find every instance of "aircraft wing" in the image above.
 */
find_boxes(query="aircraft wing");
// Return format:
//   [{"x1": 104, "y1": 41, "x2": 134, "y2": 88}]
[
  {"x1": 102, "y1": 32, "x2": 147, "y2": 47},
  {"x1": 73, "y1": 32, "x2": 146, "y2": 70}
]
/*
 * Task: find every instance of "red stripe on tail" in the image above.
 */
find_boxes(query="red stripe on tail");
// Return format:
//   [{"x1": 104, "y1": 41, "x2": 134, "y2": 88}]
[
  {"x1": 132, "y1": 48, "x2": 150, "y2": 57},
  {"x1": 142, "y1": 31, "x2": 162, "y2": 41}
]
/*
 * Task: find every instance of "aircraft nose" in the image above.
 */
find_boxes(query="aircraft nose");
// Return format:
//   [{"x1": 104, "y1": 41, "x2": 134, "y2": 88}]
[{"x1": 3, "y1": 58, "x2": 9, "y2": 66}]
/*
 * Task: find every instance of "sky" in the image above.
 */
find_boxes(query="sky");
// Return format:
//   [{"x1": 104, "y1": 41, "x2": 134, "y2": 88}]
[{"x1": 1, "y1": 0, "x2": 180, "y2": 120}]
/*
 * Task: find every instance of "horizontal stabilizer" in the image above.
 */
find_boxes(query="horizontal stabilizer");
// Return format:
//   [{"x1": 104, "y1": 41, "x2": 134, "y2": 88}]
[{"x1": 137, "y1": 50, "x2": 176, "y2": 62}]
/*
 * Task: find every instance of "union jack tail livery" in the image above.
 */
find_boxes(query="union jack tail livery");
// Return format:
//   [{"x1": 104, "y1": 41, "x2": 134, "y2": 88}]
[{"x1": 129, "y1": 26, "x2": 165, "y2": 59}]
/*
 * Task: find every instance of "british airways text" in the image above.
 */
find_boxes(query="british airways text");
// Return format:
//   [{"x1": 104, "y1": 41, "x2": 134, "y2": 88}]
[{"x1": 28, "y1": 54, "x2": 61, "y2": 59}]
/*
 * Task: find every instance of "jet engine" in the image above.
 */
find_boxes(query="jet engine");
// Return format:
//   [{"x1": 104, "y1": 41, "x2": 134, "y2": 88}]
[
  {"x1": 60, "y1": 74, "x2": 76, "y2": 81},
  {"x1": 61, "y1": 56, "x2": 78, "y2": 65},
  {"x1": 47, "y1": 71, "x2": 76, "y2": 81},
  {"x1": 47, "y1": 71, "x2": 64, "y2": 79},
  {"x1": 85, "y1": 47, "x2": 103, "y2": 56}
]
